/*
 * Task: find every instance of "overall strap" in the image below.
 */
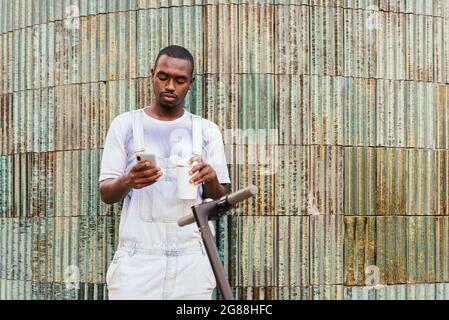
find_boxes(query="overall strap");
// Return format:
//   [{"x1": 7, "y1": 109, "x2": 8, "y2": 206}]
[
  {"x1": 191, "y1": 114, "x2": 202, "y2": 159},
  {"x1": 132, "y1": 109, "x2": 145, "y2": 155},
  {"x1": 185, "y1": 113, "x2": 203, "y2": 216}
]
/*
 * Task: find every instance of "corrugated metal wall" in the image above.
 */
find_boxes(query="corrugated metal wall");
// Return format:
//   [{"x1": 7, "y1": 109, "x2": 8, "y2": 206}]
[{"x1": 1, "y1": 0, "x2": 449, "y2": 300}]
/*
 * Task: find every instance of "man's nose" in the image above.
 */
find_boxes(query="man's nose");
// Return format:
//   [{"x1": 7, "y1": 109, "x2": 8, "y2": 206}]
[{"x1": 165, "y1": 79, "x2": 175, "y2": 92}]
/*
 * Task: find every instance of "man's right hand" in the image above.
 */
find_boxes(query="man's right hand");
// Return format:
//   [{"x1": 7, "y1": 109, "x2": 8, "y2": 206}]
[{"x1": 125, "y1": 161, "x2": 163, "y2": 189}]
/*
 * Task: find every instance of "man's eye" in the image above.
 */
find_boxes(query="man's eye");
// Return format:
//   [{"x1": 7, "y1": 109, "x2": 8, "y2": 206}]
[
  {"x1": 176, "y1": 79, "x2": 186, "y2": 84},
  {"x1": 158, "y1": 75, "x2": 167, "y2": 80}
]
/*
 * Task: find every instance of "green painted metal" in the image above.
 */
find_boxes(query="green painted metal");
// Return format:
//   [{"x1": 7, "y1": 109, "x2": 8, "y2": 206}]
[{"x1": 1, "y1": 0, "x2": 449, "y2": 300}]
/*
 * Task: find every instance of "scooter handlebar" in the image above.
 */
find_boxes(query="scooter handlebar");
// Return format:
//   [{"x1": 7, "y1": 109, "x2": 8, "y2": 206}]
[
  {"x1": 177, "y1": 185, "x2": 258, "y2": 227},
  {"x1": 227, "y1": 185, "x2": 258, "y2": 206},
  {"x1": 178, "y1": 214, "x2": 196, "y2": 227}
]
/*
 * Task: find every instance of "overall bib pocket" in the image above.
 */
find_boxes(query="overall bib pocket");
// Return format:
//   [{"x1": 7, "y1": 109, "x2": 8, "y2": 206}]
[{"x1": 138, "y1": 166, "x2": 184, "y2": 222}]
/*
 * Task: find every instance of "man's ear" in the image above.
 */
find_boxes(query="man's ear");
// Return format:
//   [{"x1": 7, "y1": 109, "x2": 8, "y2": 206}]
[
  {"x1": 189, "y1": 75, "x2": 195, "y2": 90},
  {"x1": 150, "y1": 68, "x2": 154, "y2": 78}
]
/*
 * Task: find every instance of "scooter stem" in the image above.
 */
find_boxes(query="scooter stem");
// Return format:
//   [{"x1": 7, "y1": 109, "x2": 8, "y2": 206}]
[{"x1": 192, "y1": 200, "x2": 234, "y2": 300}]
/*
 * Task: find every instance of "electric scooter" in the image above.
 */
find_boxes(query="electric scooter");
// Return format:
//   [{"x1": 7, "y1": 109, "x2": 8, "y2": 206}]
[{"x1": 177, "y1": 185, "x2": 258, "y2": 300}]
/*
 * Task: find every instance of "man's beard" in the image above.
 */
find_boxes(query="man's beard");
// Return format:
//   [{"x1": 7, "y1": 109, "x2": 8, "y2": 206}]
[
  {"x1": 159, "y1": 100, "x2": 178, "y2": 109},
  {"x1": 158, "y1": 95, "x2": 180, "y2": 109}
]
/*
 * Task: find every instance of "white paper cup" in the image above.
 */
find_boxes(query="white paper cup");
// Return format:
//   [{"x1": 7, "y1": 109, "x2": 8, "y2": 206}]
[{"x1": 177, "y1": 165, "x2": 198, "y2": 200}]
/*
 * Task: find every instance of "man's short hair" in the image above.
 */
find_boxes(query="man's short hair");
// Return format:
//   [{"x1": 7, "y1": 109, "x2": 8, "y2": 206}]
[{"x1": 154, "y1": 45, "x2": 195, "y2": 75}]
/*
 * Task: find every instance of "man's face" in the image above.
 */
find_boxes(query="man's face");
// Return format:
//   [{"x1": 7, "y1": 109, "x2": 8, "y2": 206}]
[{"x1": 151, "y1": 55, "x2": 194, "y2": 109}]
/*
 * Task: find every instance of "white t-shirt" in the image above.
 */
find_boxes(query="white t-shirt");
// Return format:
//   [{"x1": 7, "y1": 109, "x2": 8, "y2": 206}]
[
  {"x1": 98, "y1": 108, "x2": 231, "y2": 247},
  {"x1": 99, "y1": 108, "x2": 230, "y2": 184}
]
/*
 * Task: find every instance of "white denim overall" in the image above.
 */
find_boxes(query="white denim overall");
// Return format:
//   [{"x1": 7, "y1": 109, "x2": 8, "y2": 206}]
[{"x1": 106, "y1": 109, "x2": 217, "y2": 300}]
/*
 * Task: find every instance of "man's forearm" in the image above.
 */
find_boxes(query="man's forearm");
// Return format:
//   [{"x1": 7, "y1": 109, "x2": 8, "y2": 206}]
[
  {"x1": 202, "y1": 177, "x2": 227, "y2": 200},
  {"x1": 99, "y1": 175, "x2": 132, "y2": 204}
]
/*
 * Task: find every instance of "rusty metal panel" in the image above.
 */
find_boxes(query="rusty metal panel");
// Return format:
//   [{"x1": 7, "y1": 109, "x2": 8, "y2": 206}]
[
  {"x1": 204, "y1": 4, "x2": 239, "y2": 74},
  {"x1": 2, "y1": 0, "x2": 10, "y2": 33},
  {"x1": 0, "y1": 34, "x2": 3, "y2": 94},
  {"x1": 18, "y1": 28, "x2": 27, "y2": 92},
  {"x1": 239, "y1": 74, "x2": 275, "y2": 133},
  {"x1": 309, "y1": 285, "x2": 344, "y2": 300},
  {"x1": 344, "y1": 216, "x2": 413, "y2": 287},
  {"x1": 423, "y1": 15, "x2": 435, "y2": 82},
  {"x1": 445, "y1": 18, "x2": 449, "y2": 84},
  {"x1": 311, "y1": 6, "x2": 343, "y2": 76},
  {"x1": 310, "y1": 76, "x2": 344, "y2": 145},
  {"x1": 275, "y1": 4, "x2": 309, "y2": 75},
  {"x1": 380, "y1": 11, "x2": 406, "y2": 81},
  {"x1": 53, "y1": 21, "x2": 63, "y2": 87},
  {"x1": 343, "y1": 8, "x2": 369, "y2": 78},
  {"x1": 436, "y1": 283, "x2": 449, "y2": 299},
  {"x1": 376, "y1": 80, "x2": 404, "y2": 147},
  {"x1": 0, "y1": 0, "x2": 3, "y2": 33},
  {"x1": 436, "y1": 216, "x2": 449, "y2": 283},
  {"x1": 239, "y1": 4, "x2": 274, "y2": 74},
  {"x1": 274, "y1": 146, "x2": 308, "y2": 216},
  {"x1": 406, "y1": 149, "x2": 436, "y2": 216},
  {"x1": 14, "y1": 0, "x2": 21, "y2": 30},
  {"x1": 46, "y1": 0, "x2": 55, "y2": 23},
  {"x1": 277, "y1": 286, "x2": 308, "y2": 300},
  {"x1": 229, "y1": 216, "x2": 276, "y2": 289},
  {"x1": 12, "y1": 30, "x2": 19, "y2": 93},
  {"x1": 87, "y1": 16, "x2": 98, "y2": 83},
  {"x1": 79, "y1": 16, "x2": 89, "y2": 83},
  {"x1": 53, "y1": 0, "x2": 63, "y2": 22},
  {"x1": 310, "y1": 146, "x2": 344, "y2": 215},
  {"x1": 278, "y1": 216, "x2": 309, "y2": 288},
  {"x1": 344, "y1": 216, "x2": 375, "y2": 286},
  {"x1": 5, "y1": 31, "x2": 13, "y2": 93},
  {"x1": 169, "y1": 6, "x2": 204, "y2": 72},
  {"x1": 436, "y1": 84, "x2": 449, "y2": 149},
  {"x1": 234, "y1": 286, "x2": 278, "y2": 300},
  {"x1": 404, "y1": 0, "x2": 435, "y2": 16},
  {"x1": 107, "y1": 79, "x2": 135, "y2": 122},
  {"x1": 310, "y1": 215, "x2": 344, "y2": 286},
  {"x1": 2, "y1": 0, "x2": 449, "y2": 300},
  {"x1": 436, "y1": 150, "x2": 449, "y2": 216},
  {"x1": 406, "y1": 216, "x2": 435, "y2": 284},
  {"x1": 24, "y1": 27, "x2": 33, "y2": 91},
  {"x1": 342, "y1": 78, "x2": 377, "y2": 146},
  {"x1": 234, "y1": 152, "x2": 275, "y2": 215},
  {"x1": 432, "y1": 0, "x2": 445, "y2": 17},
  {"x1": 277, "y1": 75, "x2": 309, "y2": 146},
  {"x1": 405, "y1": 13, "x2": 423, "y2": 82},
  {"x1": 345, "y1": 286, "x2": 377, "y2": 300},
  {"x1": 23, "y1": 90, "x2": 32, "y2": 153},
  {"x1": 204, "y1": 75, "x2": 236, "y2": 131},
  {"x1": 344, "y1": 148, "x2": 377, "y2": 216}
]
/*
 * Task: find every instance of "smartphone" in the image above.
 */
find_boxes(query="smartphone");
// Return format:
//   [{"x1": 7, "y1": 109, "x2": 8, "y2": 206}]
[{"x1": 136, "y1": 152, "x2": 158, "y2": 167}]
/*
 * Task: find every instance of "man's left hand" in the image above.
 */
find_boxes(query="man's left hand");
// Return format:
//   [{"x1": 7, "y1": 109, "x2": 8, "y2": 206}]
[{"x1": 188, "y1": 157, "x2": 217, "y2": 185}]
